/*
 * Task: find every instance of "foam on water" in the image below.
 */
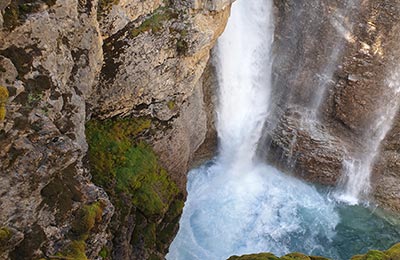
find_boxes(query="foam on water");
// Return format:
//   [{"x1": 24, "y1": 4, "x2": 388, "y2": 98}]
[{"x1": 167, "y1": 162, "x2": 340, "y2": 260}]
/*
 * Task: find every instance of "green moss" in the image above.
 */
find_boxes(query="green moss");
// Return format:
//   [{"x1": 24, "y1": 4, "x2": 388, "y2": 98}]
[
  {"x1": 0, "y1": 227, "x2": 12, "y2": 248},
  {"x1": 156, "y1": 199, "x2": 184, "y2": 251},
  {"x1": 281, "y1": 253, "x2": 311, "y2": 260},
  {"x1": 350, "y1": 255, "x2": 364, "y2": 260},
  {"x1": 2, "y1": 1, "x2": 47, "y2": 31},
  {"x1": 71, "y1": 202, "x2": 103, "y2": 240},
  {"x1": 86, "y1": 117, "x2": 179, "y2": 217},
  {"x1": 0, "y1": 86, "x2": 9, "y2": 121},
  {"x1": 130, "y1": 7, "x2": 177, "y2": 38},
  {"x1": 362, "y1": 250, "x2": 390, "y2": 260},
  {"x1": 56, "y1": 240, "x2": 87, "y2": 260},
  {"x1": 54, "y1": 201, "x2": 103, "y2": 259},
  {"x1": 167, "y1": 100, "x2": 175, "y2": 110},
  {"x1": 309, "y1": 256, "x2": 330, "y2": 260},
  {"x1": 386, "y1": 243, "x2": 400, "y2": 259},
  {"x1": 86, "y1": 116, "x2": 184, "y2": 256}
]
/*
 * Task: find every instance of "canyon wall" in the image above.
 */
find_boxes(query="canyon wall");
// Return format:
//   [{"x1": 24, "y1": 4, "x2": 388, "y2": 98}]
[
  {"x1": 265, "y1": 0, "x2": 400, "y2": 212},
  {"x1": 1, "y1": 0, "x2": 400, "y2": 259},
  {"x1": 0, "y1": 0, "x2": 231, "y2": 259}
]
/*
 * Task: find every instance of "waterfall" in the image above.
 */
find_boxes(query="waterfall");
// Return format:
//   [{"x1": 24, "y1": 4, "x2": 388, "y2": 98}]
[
  {"x1": 336, "y1": 67, "x2": 400, "y2": 204},
  {"x1": 167, "y1": 1, "x2": 340, "y2": 259},
  {"x1": 215, "y1": 0, "x2": 272, "y2": 166}
]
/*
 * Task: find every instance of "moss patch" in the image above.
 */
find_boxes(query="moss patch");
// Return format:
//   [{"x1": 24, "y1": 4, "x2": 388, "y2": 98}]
[
  {"x1": 0, "y1": 227, "x2": 12, "y2": 250},
  {"x1": 282, "y1": 253, "x2": 313, "y2": 260},
  {"x1": 70, "y1": 202, "x2": 104, "y2": 240},
  {"x1": 85, "y1": 116, "x2": 184, "y2": 257},
  {"x1": 57, "y1": 240, "x2": 87, "y2": 260},
  {"x1": 3, "y1": 0, "x2": 56, "y2": 30},
  {"x1": 130, "y1": 7, "x2": 177, "y2": 38},
  {"x1": 98, "y1": 246, "x2": 109, "y2": 258},
  {"x1": 86, "y1": 117, "x2": 179, "y2": 217},
  {"x1": 0, "y1": 86, "x2": 9, "y2": 121},
  {"x1": 386, "y1": 243, "x2": 400, "y2": 259},
  {"x1": 167, "y1": 100, "x2": 175, "y2": 110},
  {"x1": 55, "y1": 201, "x2": 104, "y2": 260}
]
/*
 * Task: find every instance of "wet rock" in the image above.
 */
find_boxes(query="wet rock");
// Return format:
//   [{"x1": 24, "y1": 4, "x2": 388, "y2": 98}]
[{"x1": 266, "y1": 0, "x2": 400, "y2": 212}]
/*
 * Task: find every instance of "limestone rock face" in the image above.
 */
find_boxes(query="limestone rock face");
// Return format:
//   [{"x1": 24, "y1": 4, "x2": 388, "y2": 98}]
[
  {"x1": 91, "y1": 0, "x2": 230, "y2": 190},
  {"x1": 266, "y1": 0, "x2": 400, "y2": 211},
  {"x1": 0, "y1": 0, "x2": 231, "y2": 258},
  {"x1": 0, "y1": 0, "x2": 114, "y2": 258}
]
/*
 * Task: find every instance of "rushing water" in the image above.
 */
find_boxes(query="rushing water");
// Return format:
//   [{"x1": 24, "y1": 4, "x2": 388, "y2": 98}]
[
  {"x1": 335, "y1": 65, "x2": 400, "y2": 204},
  {"x1": 167, "y1": 0, "x2": 400, "y2": 259}
]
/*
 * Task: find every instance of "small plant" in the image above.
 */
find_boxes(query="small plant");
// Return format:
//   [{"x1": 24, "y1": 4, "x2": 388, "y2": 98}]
[
  {"x1": 99, "y1": 246, "x2": 109, "y2": 258},
  {"x1": 57, "y1": 240, "x2": 87, "y2": 260}
]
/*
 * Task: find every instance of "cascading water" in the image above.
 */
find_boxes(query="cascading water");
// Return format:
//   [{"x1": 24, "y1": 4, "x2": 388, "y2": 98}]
[
  {"x1": 335, "y1": 67, "x2": 400, "y2": 204},
  {"x1": 168, "y1": 1, "x2": 400, "y2": 259}
]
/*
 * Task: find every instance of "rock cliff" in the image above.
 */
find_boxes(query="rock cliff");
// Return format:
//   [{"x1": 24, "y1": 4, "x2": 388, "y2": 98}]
[
  {"x1": 0, "y1": 0, "x2": 232, "y2": 259},
  {"x1": 227, "y1": 242, "x2": 400, "y2": 260},
  {"x1": 1, "y1": 0, "x2": 400, "y2": 259},
  {"x1": 264, "y1": 0, "x2": 400, "y2": 212}
]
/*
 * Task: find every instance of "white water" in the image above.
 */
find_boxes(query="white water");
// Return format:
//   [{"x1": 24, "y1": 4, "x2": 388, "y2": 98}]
[
  {"x1": 167, "y1": 1, "x2": 340, "y2": 259},
  {"x1": 335, "y1": 66, "x2": 400, "y2": 204}
]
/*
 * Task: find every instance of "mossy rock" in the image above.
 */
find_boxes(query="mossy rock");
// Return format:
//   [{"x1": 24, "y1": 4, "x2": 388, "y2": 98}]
[
  {"x1": 86, "y1": 117, "x2": 179, "y2": 217},
  {"x1": 309, "y1": 256, "x2": 331, "y2": 260},
  {"x1": 71, "y1": 201, "x2": 104, "y2": 240},
  {"x1": 129, "y1": 6, "x2": 178, "y2": 38},
  {"x1": 281, "y1": 252, "x2": 311, "y2": 260},
  {"x1": 98, "y1": 246, "x2": 109, "y2": 258},
  {"x1": 0, "y1": 86, "x2": 9, "y2": 121},
  {"x1": 386, "y1": 243, "x2": 400, "y2": 260},
  {"x1": 56, "y1": 240, "x2": 87, "y2": 260},
  {"x1": 228, "y1": 253, "x2": 280, "y2": 260},
  {"x1": 0, "y1": 227, "x2": 12, "y2": 249},
  {"x1": 86, "y1": 116, "x2": 184, "y2": 257},
  {"x1": 3, "y1": 0, "x2": 55, "y2": 30},
  {"x1": 350, "y1": 250, "x2": 390, "y2": 260}
]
